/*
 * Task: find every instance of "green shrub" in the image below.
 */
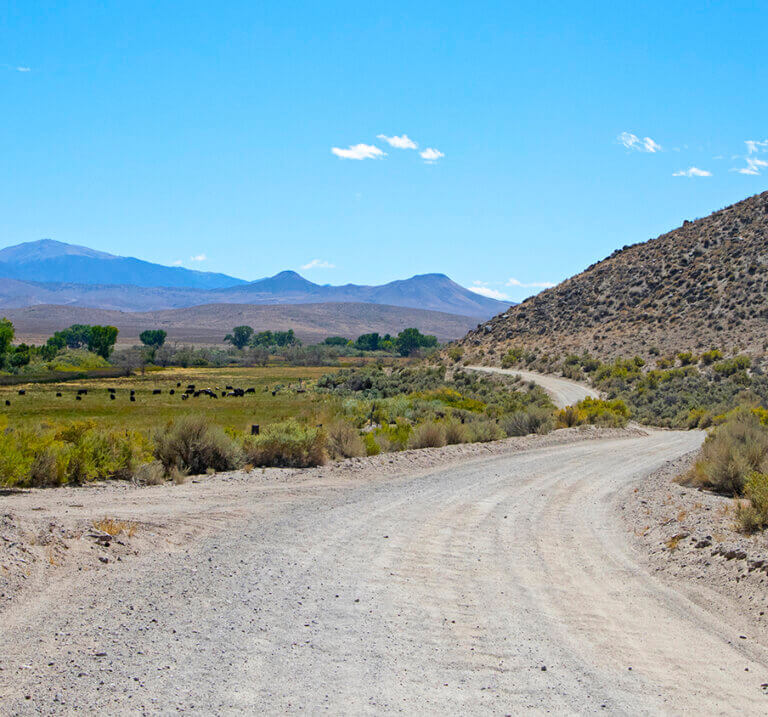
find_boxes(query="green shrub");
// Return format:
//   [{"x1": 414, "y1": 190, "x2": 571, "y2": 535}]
[
  {"x1": 577, "y1": 397, "x2": 629, "y2": 427},
  {"x1": 326, "y1": 420, "x2": 365, "y2": 459},
  {"x1": 501, "y1": 347, "x2": 524, "y2": 368},
  {"x1": 688, "y1": 410, "x2": 768, "y2": 493},
  {"x1": 556, "y1": 405, "x2": 585, "y2": 428},
  {"x1": 408, "y1": 422, "x2": 447, "y2": 449},
  {"x1": 443, "y1": 420, "x2": 470, "y2": 444},
  {"x1": 677, "y1": 352, "x2": 696, "y2": 366},
  {"x1": 447, "y1": 346, "x2": 464, "y2": 362},
  {"x1": 501, "y1": 407, "x2": 554, "y2": 436},
  {"x1": 736, "y1": 472, "x2": 768, "y2": 533},
  {"x1": 363, "y1": 432, "x2": 381, "y2": 456},
  {"x1": 244, "y1": 420, "x2": 326, "y2": 467},
  {"x1": 468, "y1": 420, "x2": 504, "y2": 442},
  {"x1": 154, "y1": 415, "x2": 243, "y2": 475},
  {"x1": 713, "y1": 355, "x2": 751, "y2": 377},
  {"x1": 700, "y1": 349, "x2": 723, "y2": 365}
]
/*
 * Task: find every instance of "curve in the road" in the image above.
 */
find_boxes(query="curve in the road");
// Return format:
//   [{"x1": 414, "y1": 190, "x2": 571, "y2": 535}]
[
  {"x1": 467, "y1": 365, "x2": 600, "y2": 408},
  {"x1": 7, "y1": 429, "x2": 768, "y2": 713}
]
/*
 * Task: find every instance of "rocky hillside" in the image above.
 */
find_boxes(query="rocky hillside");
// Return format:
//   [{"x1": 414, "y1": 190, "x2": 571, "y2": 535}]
[{"x1": 456, "y1": 191, "x2": 768, "y2": 362}]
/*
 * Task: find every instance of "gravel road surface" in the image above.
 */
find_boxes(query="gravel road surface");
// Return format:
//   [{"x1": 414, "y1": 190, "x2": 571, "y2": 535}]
[
  {"x1": 466, "y1": 365, "x2": 600, "y2": 408},
  {"x1": 6, "y1": 428, "x2": 768, "y2": 714}
]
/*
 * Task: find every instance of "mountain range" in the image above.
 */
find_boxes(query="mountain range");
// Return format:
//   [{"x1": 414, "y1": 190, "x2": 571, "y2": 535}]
[
  {"x1": 454, "y1": 190, "x2": 768, "y2": 361},
  {"x1": 0, "y1": 240, "x2": 510, "y2": 319}
]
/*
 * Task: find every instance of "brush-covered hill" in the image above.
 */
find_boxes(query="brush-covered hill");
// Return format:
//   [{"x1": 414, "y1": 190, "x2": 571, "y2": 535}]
[{"x1": 454, "y1": 191, "x2": 768, "y2": 363}]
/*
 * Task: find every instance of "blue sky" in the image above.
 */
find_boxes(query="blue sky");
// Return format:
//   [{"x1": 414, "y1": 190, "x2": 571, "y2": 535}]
[{"x1": 2, "y1": 1, "x2": 767, "y2": 302}]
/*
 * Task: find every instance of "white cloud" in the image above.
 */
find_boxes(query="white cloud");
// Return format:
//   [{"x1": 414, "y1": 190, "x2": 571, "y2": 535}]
[
  {"x1": 16, "y1": 66, "x2": 31, "y2": 72},
  {"x1": 468, "y1": 284, "x2": 510, "y2": 301},
  {"x1": 732, "y1": 158, "x2": 768, "y2": 176},
  {"x1": 301, "y1": 259, "x2": 335, "y2": 270},
  {"x1": 672, "y1": 167, "x2": 712, "y2": 177},
  {"x1": 745, "y1": 140, "x2": 768, "y2": 154},
  {"x1": 171, "y1": 260, "x2": 183, "y2": 266},
  {"x1": 189, "y1": 254, "x2": 207, "y2": 262},
  {"x1": 331, "y1": 143, "x2": 386, "y2": 160},
  {"x1": 420, "y1": 147, "x2": 444, "y2": 163},
  {"x1": 506, "y1": 278, "x2": 556, "y2": 288},
  {"x1": 618, "y1": 132, "x2": 662, "y2": 153},
  {"x1": 377, "y1": 134, "x2": 418, "y2": 150}
]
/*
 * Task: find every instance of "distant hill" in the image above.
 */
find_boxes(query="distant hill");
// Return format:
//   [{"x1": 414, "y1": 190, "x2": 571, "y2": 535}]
[
  {"x1": 454, "y1": 190, "x2": 768, "y2": 362},
  {"x1": 5, "y1": 302, "x2": 483, "y2": 346},
  {"x1": 0, "y1": 239, "x2": 246, "y2": 290},
  {"x1": 0, "y1": 241, "x2": 512, "y2": 318}
]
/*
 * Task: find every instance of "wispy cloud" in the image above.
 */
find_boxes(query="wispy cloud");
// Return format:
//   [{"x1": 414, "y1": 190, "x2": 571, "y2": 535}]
[
  {"x1": 618, "y1": 131, "x2": 662, "y2": 153},
  {"x1": 189, "y1": 253, "x2": 207, "y2": 262},
  {"x1": 16, "y1": 66, "x2": 31, "y2": 72},
  {"x1": 420, "y1": 147, "x2": 444, "y2": 163},
  {"x1": 745, "y1": 140, "x2": 768, "y2": 155},
  {"x1": 468, "y1": 283, "x2": 510, "y2": 301},
  {"x1": 506, "y1": 278, "x2": 556, "y2": 289},
  {"x1": 171, "y1": 260, "x2": 183, "y2": 266},
  {"x1": 377, "y1": 134, "x2": 417, "y2": 150},
  {"x1": 732, "y1": 158, "x2": 768, "y2": 176},
  {"x1": 331, "y1": 143, "x2": 386, "y2": 160},
  {"x1": 672, "y1": 167, "x2": 712, "y2": 177},
  {"x1": 301, "y1": 259, "x2": 335, "y2": 270}
]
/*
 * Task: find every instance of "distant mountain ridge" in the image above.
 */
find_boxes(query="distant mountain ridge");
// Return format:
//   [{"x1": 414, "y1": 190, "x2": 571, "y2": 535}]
[
  {"x1": 0, "y1": 240, "x2": 512, "y2": 318},
  {"x1": 0, "y1": 239, "x2": 246, "y2": 290}
]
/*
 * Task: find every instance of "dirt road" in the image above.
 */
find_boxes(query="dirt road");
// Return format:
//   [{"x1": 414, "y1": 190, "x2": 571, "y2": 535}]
[
  {"x1": 6, "y1": 428, "x2": 768, "y2": 713},
  {"x1": 467, "y1": 365, "x2": 600, "y2": 408}
]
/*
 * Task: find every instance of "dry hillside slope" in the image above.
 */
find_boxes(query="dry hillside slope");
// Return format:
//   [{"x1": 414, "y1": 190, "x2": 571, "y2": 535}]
[{"x1": 456, "y1": 190, "x2": 768, "y2": 362}]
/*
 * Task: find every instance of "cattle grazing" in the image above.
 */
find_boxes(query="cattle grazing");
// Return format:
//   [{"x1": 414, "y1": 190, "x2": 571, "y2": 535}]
[
  {"x1": 181, "y1": 394, "x2": 189, "y2": 401},
  {"x1": 77, "y1": 389, "x2": 87, "y2": 395},
  {"x1": 169, "y1": 389, "x2": 175, "y2": 395},
  {"x1": 56, "y1": 392, "x2": 62, "y2": 397},
  {"x1": 245, "y1": 387, "x2": 255, "y2": 394},
  {"x1": 130, "y1": 396, "x2": 136, "y2": 402},
  {"x1": 108, "y1": 388, "x2": 116, "y2": 393},
  {"x1": 177, "y1": 382, "x2": 182, "y2": 387},
  {"x1": 251, "y1": 424, "x2": 260, "y2": 436},
  {"x1": 152, "y1": 389, "x2": 161, "y2": 395},
  {"x1": 110, "y1": 394, "x2": 116, "y2": 400},
  {"x1": 18, "y1": 390, "x2": 26, "y2": 396},
  {"x1": 225, "y1": 385, "x2": 233, "y2": 391},
  {"x1": 4, "y1": 400, "x2": 9, "y2": 406},
  {"x1": 186, "y1": 385, "x2": 195, "y2": 391},
  {"x1": 75, "y1": 396, "x2": 82, "y2": 401}
]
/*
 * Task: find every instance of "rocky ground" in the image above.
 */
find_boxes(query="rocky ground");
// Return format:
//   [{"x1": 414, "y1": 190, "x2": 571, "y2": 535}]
[{"x1": 622, "y1": 451, "x2": 768, "y2": 639}]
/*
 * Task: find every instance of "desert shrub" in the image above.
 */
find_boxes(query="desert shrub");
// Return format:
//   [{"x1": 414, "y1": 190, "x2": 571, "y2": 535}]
[
  {"x1": 677, "y1": 352, "x2": 696, "y2": 366},
  {"x1": 408, "y1": 422, "x2": 447, "y2": 449},
  {"x1": 735, "y1": 472, "x2": 768, "y2": 533},
  {"x1": 133, "y1": 461, "x2": 166, "y2": 485},
  {"x1": 577, "y1": 397, "x2": 629, "y2": 427},
  {"x1": 501, "y1": 346, "x2": 524, "y2": 368},
  {"x1": 0, "y1": 418, "x2": 153, "y2": 488},
  {"x1": 688, "y1": 410, "x2": 768, "y2": 493},
  {"x1": 700, "y1": 349, "x2": 723, "y2": 365},
  {"x1": 374, "y1": 420, "x2": 412, "y2": 451},
  {"x1": 362, "y1": 432, "x2": 381, "y2": 456},
  {"x1": 713, "y1": 355, "x2": 751, "y2": 377},
  {"x1": 244, "y1": 420, "x2": 326, "y2": 468},
  {"x1": 154, "y1": 415, "x2": 243, "y2": 475},
  {"x1": 443, "y1": 420, "x2": 470, "y2": 444},
  {"x1": 501, "y1": 407, "x2": 554, "y2": 436},
  {"x1": 326, "y1": 420, "x2": 365, "y2": 459},
  {"x1": 468, "y1": 420, "x2": 504, "y2": 442},
  {"x1": 447, "y1": 346, "x2": 464, "y2": 362},
  {"x1": 556, "y1": 405, "x2": 585, "y2": 428}
]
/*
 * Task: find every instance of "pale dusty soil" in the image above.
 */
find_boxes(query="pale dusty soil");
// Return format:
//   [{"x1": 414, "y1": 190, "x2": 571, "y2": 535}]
[
  {"x1": 466, "y1": 365, "x2": 601, "y2": 408},
  {"x1": 622, "y1": 451, "x2": 768, "y2": 641},
  {"x1": 7, "y1": 426, "x2": 768, "y2": 714}
]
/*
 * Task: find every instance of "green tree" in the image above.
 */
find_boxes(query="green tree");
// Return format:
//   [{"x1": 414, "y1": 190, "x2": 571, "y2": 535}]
[
  {"x1": 355, "y1": 332, "x2": 381, "y2": 351},
  {"x1": 9, "y1": 344, "x2": 30, "y2": 368},
  {"x1": 0, "y1": 318, "x2": 14, "y2": 355},
  {"x1": 324, "y1": 336, "x2": 349, "y2": 346},
  {"x1": 59, "y1": 324, "x2": 93, "y2": 349},
  {"x1": 394, "y1": 328, "x2": 438, "y2": 356},
  {"x1": 88, "y1": 325, "x2": 119, "y2": 359},
  {"x1": 139, "y1": 329, "x2": 168, "y2": 349},
  {"x1": 225, "y1": 325, "x2": 254, "y2": 349}
]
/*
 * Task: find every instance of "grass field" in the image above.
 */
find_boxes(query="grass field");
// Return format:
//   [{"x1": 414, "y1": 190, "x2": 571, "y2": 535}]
[{"x1": 0, "y1": 366, "x2": 334, "y2": 432}]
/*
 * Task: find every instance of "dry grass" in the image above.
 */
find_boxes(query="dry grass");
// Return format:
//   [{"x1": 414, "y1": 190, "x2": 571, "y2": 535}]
[{"x1": 93, "y1": 517, "x2": 137, "y2": 538}]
